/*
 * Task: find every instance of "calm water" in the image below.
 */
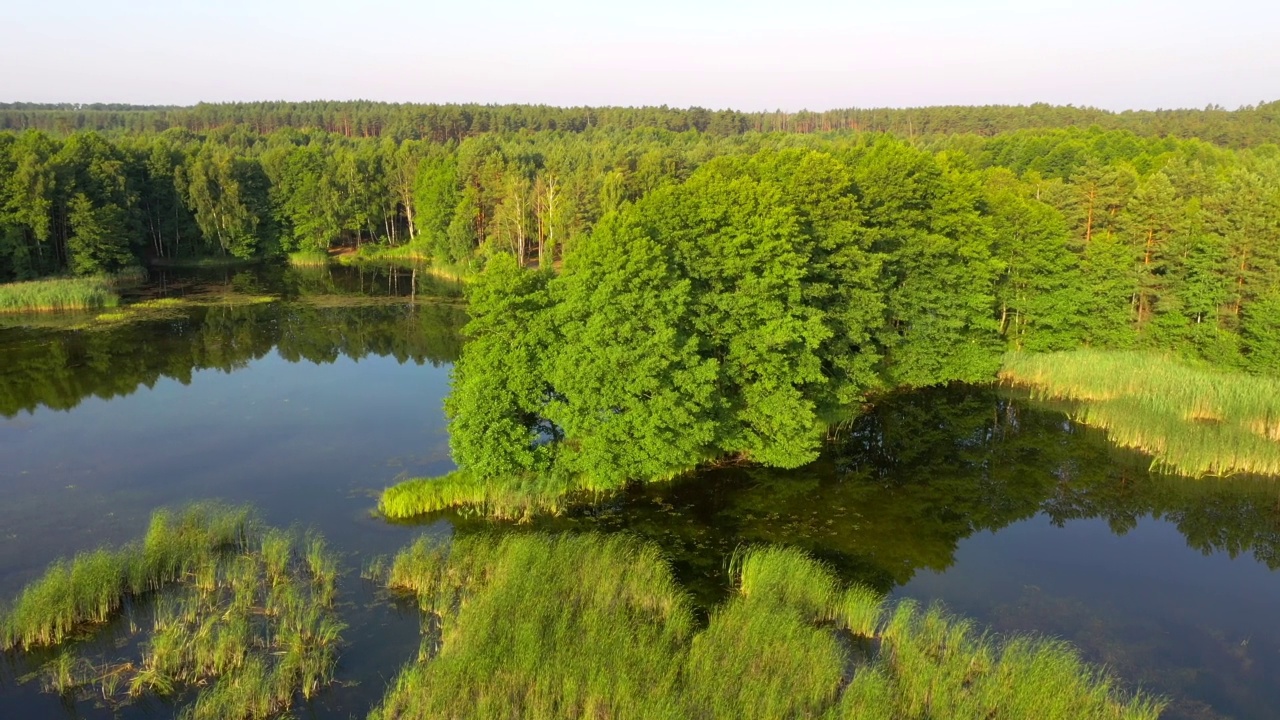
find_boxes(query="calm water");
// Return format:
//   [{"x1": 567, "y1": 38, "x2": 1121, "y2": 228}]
[{"x1": 1, "y1": 265, "x2": 1278, "y2": 720}]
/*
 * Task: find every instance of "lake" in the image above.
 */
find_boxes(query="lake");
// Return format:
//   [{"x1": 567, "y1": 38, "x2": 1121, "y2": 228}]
[{"x1": 1, "y1": 264, "x2": 1277, "y2": 720}]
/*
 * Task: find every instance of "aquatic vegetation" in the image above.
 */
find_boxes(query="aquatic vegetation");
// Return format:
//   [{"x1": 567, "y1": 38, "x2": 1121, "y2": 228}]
[
  {"x1": 378, "y1": 469, "x2": 583, "y2": 520},
  {"x1": 373, "y1": 533, "x2": 694, "y2": 719},
  {"x1": 0, "y1": 504, "x2": 344, "y2": 719},
  {"x1": 0, "y1": 275, "x2": 121, "y2": 313},
  {"x1": 0, "y1": 502, "x2": 253, "y2": 650},
  {"x1": 287, "y1": 251, "x2": 331, "y2": 267},
  {"x1": 335, "y1": 243, "x2": 432, "y2": 266},
  {"x1": 131, "y1": 297, "x2": 186, "y2": 309},
  {"x1": 1002, "y1": 350, "x2": 1280, "y2": 476},
  {"x1": 370, "y1": 534, "x2": 1163, "y2": 720}
]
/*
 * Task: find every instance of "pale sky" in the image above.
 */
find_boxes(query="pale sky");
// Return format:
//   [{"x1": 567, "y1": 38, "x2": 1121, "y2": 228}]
[{"x1": 3, "y1": 0, "x2": 1277, "y2": 111}]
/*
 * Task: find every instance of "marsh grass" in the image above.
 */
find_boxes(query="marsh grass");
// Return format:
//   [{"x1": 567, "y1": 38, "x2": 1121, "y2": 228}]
[
  {"x1": 371, "y1": 535, "x2": 1163, "y2": 720},
  {"x1": 335, "y1": 244, "x2": 432, "y2": 266},
  {"x1": 287, "y1": 251, "x2": 331, "y2": 267},
  {"x1": 1002, "y1": 350, "x2": 1280, "y2": 476},
  {"x1": 1, "y1": 504, "x2": 344, "y2": 720},
  {"x1": 378, "y1": 462, "x2": 704, "y2": 521},
  {"x1": 378, "y1": 469, "x2": 586, "y2": 521},
  {"x1": 0, "y1": 503, "x2": 252, "y2": 650},
  {"x1": 360, "y1": 555, "x2": 389, "y2": 584},
  {"x1": 0, "y1": 276, "x2": 121, "y2": 313}
]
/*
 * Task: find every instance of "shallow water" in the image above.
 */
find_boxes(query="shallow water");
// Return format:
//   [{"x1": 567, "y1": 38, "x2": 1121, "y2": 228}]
[{"x1": 1, "y1": 265, "x2": 1277, "y2": 719}]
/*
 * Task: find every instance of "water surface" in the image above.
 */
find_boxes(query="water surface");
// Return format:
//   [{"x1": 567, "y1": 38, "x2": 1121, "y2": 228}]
[{"x1": 1, "y1": 265, "x2": 1277, "y2": 720}]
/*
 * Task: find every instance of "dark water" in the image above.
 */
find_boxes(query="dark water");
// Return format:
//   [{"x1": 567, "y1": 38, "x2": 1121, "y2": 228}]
[{"x1": 1, "y1": 265, "x2": 1278, "y2": 720}]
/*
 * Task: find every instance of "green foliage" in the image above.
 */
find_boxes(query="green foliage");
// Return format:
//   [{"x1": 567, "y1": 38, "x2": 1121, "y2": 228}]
[
  {"x1": 180, "y1": 143, "x2": 271, "y2": 259},
  {"x1": 425, "y1": 144, "x2": 1015, "y2": 515},
  {"x1": 413, "y1": 147, "x2": 460, "y2": 257},
  {"x1": 544, "y1": 206, "x2": 719, "y2": 483},
  {"x1": 1241, "y1": 292, "x2": 1280, "y2": 373},
  {"x1": 66, "y1": 193, "x2": 134, "y2": 274},
  {"x1": 984, "y1": 169, "x2": 1085, "y2": 351},
  {"x1": 444, "y1": 254, "x2": 554, "y2": 479},
  {"x1": 371, "y1": 533, "x2": 1162, "y2": 720},
  {"x1": 1, "y1": 110, "x2": 1276, "y2": 372},
  {"x1": 6, "y1": 100, "x2": 1280, "y2": 149},
  {"x1": 855, "y1": 141, "x2": 1004, "y2": 385}
]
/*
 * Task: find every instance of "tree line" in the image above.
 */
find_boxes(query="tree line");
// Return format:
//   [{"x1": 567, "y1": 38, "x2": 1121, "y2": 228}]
[
  {"x1": 1, "y1": 116, "x2": 1277, "y2": 374},
  {"x1": 3, "y1": 100, "x2": 1280, "y2": 147}
]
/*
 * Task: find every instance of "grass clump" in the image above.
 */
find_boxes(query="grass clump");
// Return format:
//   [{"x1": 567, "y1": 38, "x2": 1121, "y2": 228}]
[
  {"x1": 1, "y1": 505, "x2": 344, "y2": 719},
  {"x1": 1002, "y1": 350, "x2": 1280, "y2": 476},
  {"x1": 371, "y1": 534, "x2": 1163, "y2": 720},
  {"x1": 335, "y1": 243, "x2": 432, "y2": 266},
  {"x1": 379, "y1": 469, "x2": 582, "y2": 521},
  {"x1": 0, "y1": 275, "x2": 121, "y2": 313},
  {"x1": 287, "y1": 251, "x2": 331, "y2": 267},
  {"x1": 0, "y1": 502, "x2": 252, "y2": 650},
  {"x1": 372, "y1": 533, "x2": 694, "y2": 720}
]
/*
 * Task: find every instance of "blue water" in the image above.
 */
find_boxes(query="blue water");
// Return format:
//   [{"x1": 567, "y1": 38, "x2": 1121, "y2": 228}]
[{"x1": 0, "y1": 277, "x2": 1277, "y2": 719}]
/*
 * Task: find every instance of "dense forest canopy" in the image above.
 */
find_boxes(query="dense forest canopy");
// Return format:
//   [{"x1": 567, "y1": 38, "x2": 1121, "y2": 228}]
[
  {"x1": 1, "y1": 101, "x2": 1278, "y2": 398},
  {"x1": 3, "y1": 100, "x2": 1280, "y2": 147}
]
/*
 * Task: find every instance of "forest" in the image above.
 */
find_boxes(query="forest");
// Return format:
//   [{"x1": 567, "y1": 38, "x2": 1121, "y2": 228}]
[
  {"x1": 0, "y1": 106, "x2": 1277, "y2": 354},
  {"x1": 3, "y1": 102, "x2": 1279, "y2": 489},
  {"x1": 3, "y1": 100, "x2": 1280, "y2": 147},
  {"x1": 0, "y1": 107, "x2": 1274, "y2": 355}
]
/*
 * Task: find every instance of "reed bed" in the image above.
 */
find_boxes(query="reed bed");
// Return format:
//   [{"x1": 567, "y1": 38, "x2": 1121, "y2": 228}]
[
  {"x1": 0, "y1": 502, "x2": 252, "y2": 650},
  {"x1": 287, "y1": 251, "x2": 331, "y2": 267},
  {"x1": 379, "y1": 469, "x2": 580, "y2": 521},
  {"x1": 1002, "y1": 350, "x2": 1280, "y2": 476},
  {"x1": 370, "y1": 535, "x2": 1162, "y2": 720},
  {"x1": 336, "y1": 244, "x2": 432, "y2": 265},
  {"x1": 378, "y1": 460, "x2": 705, "y2": 521},
  {"x1": 2, "y1": 505, "x2": 344, "y2": 719},
  {"x1": 0, "y1": 275, "x2": 121, "y2": 313}
]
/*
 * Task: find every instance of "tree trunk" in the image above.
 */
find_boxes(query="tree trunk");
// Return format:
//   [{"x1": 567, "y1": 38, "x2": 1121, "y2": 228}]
[{"x1": 1084, "y1": 187, "x2": 1096, "y2": 244}]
